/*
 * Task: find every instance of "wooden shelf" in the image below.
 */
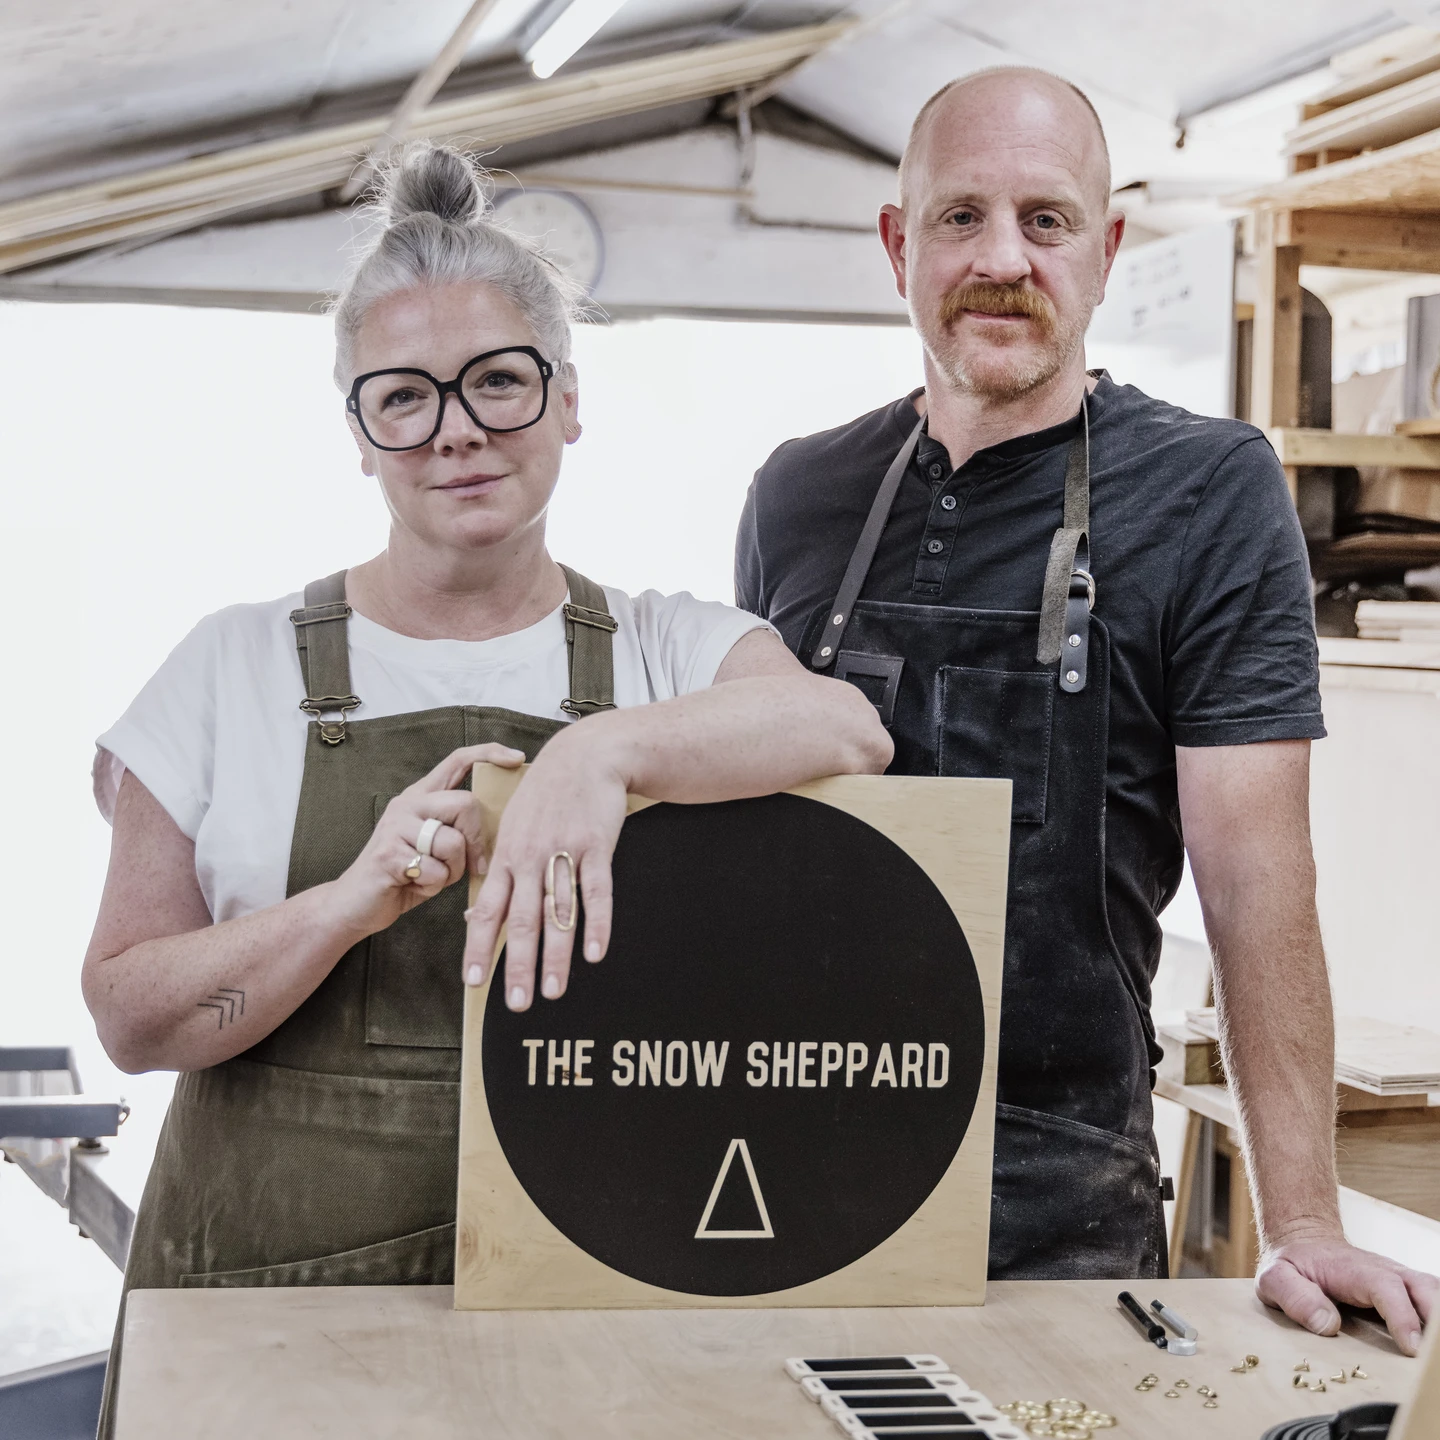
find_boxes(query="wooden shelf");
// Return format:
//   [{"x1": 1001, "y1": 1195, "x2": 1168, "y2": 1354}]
[
  {"x1": 1234, "y1": 124, "x2": 1440, "y2": 216},
  {"x1": 1266, "y1": 427, "x2": 1440, "y2": 468}
]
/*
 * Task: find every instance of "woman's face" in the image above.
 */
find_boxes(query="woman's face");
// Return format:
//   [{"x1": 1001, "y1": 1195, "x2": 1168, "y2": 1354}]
[{"x1": 347, "y1": 281, "x2": 580, "y2": 556}]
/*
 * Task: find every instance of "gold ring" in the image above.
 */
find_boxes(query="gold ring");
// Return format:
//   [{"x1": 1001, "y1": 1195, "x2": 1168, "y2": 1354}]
[
  {"x1": 404, "y1": 854, "x2": 424, "y2": 882},
  {"x1": 544, "y1": 851, "x2": 577, "y2": 932}
]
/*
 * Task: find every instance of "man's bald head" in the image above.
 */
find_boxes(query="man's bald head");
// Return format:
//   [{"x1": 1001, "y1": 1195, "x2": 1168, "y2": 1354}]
[
  {"x1": 898, "y1": 68, "x2": 1112, "y2": 212},
  {"x1": 877, "y1": 65, "x2": 1123, "y2": 403}
]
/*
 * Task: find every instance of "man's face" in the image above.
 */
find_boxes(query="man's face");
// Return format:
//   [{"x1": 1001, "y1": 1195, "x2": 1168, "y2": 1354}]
[{"x1": 881, "y1": 80, "x2": 1122, "y2": 401}]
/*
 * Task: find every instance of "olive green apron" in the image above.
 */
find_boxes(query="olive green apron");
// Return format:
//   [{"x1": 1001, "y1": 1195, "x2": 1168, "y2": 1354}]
[{"x1": 98, "y1": 566, "x2": 616, "y2": 1436}]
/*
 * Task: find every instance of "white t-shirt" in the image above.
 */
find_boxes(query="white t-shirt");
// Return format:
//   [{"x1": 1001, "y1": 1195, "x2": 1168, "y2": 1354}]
[{"x1": 94, "y1": 584, "x2": 771, "y2": 925}]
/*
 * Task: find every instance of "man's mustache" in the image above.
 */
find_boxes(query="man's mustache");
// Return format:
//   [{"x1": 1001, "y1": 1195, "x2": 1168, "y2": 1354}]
[{"x1": 939, "y1": 282, "x2": 1056, "y2": 333}]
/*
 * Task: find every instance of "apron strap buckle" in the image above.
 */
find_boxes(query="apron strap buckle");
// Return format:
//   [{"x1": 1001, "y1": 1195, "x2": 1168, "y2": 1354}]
[
  {"x1": 563, "y1": 602, "x2": 619, "y2": 635},
  {"x1": 560, "y1": 696, "x2": 616, "y2": 719},
  {"x1": 299, "y1": 693, "x2": 362, "y2": 745},
  {"x1": 1056, "y1": 567, "x2": 1094, "y2": 695}
]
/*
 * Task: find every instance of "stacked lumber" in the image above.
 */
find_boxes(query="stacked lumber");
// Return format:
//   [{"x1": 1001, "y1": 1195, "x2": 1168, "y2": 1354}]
[
  {"x1": 1355, "y1": 599, "x2": 1440, "y2": 640},
  {"x1": 1185, "y1": 1008, "x2": 1440, "y2": 1096},
  {"x1": 0, "y1": 20, "x2": 851, "y2": 276},
  {"x1": 1288, "y1": 29, "x2": 1440, "y2": 174}
]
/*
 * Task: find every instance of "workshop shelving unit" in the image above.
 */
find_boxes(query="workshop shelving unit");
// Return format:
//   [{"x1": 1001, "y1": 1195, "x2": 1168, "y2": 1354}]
[
  {"x1": 1243, "y1": 49, "x2": 1440, "y2": 576},
  {"x1": 1166, "y1": 45, "x2": 1440, "y2": 1277}
]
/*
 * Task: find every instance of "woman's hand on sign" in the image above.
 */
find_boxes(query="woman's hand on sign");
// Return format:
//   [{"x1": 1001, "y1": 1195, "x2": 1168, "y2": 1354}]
[
  {"x1": 329, "y1": 743, "x2": 526, "y2": 936},
  {"x1": 462, "y1": 725, "x2": 627, "y2": 1010}
]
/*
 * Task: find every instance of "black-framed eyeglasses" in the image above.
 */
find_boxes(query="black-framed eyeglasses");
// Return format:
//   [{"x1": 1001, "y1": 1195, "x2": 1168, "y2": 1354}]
[{"x1": 345, "y1": 345, "x2": 555, "y2": 452}]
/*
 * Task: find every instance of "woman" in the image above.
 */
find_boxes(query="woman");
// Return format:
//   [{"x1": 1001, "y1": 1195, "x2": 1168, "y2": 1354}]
[{"x1": 83, "y1": 142, "x2": 890, "y2": 1370}]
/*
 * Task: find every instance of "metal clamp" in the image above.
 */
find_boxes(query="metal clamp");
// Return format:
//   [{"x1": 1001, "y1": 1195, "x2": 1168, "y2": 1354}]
[
  {"x1": 298, "y1": 693, "x2": 362, "y2": 745},
  {"x1": 563, "y1": 601, "x2": 618, "y2": 633}
]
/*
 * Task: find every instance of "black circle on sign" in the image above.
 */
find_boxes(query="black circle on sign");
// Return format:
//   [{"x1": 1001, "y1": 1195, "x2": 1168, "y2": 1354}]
[{"x1": 482, "y1": 792, "x2": 985, "y2": 1296}]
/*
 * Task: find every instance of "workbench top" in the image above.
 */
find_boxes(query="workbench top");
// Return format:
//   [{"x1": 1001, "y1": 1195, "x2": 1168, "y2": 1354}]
[{"x1": 114, "y1": 1278, "x2": 1419, "y2": 1438}]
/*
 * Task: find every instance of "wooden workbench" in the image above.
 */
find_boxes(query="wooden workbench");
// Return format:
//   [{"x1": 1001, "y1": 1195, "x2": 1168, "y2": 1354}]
[{"x1": 113, "y1": 1279, "x2": 1419, "y2": 1438}]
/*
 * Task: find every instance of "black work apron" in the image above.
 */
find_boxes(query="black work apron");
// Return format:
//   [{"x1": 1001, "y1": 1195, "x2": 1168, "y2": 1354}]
[
  {"x1": 98, "y1": 565, "x2": 618, "y2": 1436},
  {"x1": 806, "y1": 397, "x2": 1165, "y2": 1280}
]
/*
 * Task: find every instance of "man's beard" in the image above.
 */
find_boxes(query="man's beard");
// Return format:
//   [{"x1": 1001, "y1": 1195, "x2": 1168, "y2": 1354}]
[{"x1": 919, "y1": 280, "x2": 1091, "y2": 400}]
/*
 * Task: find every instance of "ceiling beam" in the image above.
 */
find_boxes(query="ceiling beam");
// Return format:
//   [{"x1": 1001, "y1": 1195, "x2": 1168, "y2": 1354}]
[
  {"x1": 0, "y1": 19, "x2": 854, "y2": 276},
  {"x1": 336, "y1": 0, "x2": 506, "y2": 204}
]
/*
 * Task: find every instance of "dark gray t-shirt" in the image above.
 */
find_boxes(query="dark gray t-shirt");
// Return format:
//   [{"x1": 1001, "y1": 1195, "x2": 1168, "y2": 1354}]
[{"x1": 735, "y1": 373, "x2": 1324, "y2": 1018}]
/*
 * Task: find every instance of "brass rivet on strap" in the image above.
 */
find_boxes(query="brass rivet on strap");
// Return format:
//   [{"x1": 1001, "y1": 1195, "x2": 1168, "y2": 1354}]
[
  {"x1": 820, "y1": 646, "x2": 833, "y2": 657},
  {"x1": 1066, "y1": 669, "x2": 1079, "y2": 684}
]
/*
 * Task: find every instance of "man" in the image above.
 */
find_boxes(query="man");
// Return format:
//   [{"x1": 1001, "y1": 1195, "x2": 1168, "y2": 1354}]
[{"x1": 736, "y1": 68, "x2": 1437, "y2": 1350}]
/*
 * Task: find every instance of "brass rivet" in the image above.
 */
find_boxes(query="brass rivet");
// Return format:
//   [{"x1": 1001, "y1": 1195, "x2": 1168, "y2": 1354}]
[
  {"x1": 1164, "y1": 1390, "x2": 1181, "y2": 1399},
  {"x1": 1294, "y1": 1360, "x2": 1310, "y2": 1373},
  {"x1": 1352, "y1": 1367, "x2": 1369, "y2": 1379}
]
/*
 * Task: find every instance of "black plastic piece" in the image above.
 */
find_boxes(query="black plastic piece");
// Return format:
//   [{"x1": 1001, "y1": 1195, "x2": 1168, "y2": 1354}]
[{"x1": 1260, "y1": 1401, "x2": 1397, "y2": 1440}]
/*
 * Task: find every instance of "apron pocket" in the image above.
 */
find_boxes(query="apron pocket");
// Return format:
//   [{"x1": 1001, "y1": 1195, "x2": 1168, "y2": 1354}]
[
  {"x1": 989, "y1": 1103, "x2": 1162, "y2": 1281},
  {"x1": 366, "y1": 793, "x2": 466, "y2": 1049},
  {"x1": 178, "y1": 1220, "x2": 455, "y2": 1288},
  {"x1": 937, "y1": 667, "x2": 1054, "y2": 824}
]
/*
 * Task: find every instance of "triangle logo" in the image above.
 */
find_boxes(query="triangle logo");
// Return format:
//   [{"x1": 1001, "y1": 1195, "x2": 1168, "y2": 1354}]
[{"x1": 695, "y1": 1138, "x2": 774, "y2": 1239}]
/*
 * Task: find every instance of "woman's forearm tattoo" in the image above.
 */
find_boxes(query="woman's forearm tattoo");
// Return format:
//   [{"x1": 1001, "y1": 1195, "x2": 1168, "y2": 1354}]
[{"x1": 197, "y1": 988, "x2": 246, "y2": 1029}]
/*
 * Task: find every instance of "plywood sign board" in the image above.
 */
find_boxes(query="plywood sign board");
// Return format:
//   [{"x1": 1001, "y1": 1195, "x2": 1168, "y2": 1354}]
[{"x1": 455, "y1": 769, "x2": 1010, "y2": 1310}]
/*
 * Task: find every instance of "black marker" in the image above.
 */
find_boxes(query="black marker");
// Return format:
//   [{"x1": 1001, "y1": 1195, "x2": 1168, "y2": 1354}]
[{"x1": 1118, "y1": 1290, "x2": 1168, "y2": 1349}]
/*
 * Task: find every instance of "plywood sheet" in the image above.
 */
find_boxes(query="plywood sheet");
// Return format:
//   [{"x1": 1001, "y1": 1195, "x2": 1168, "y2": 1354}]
[
  {"x1": 455, "y1": 772, "x2": 1010, "y2": 1310},
  {"x1": 1186, "y1": 1008, "x2": 1440, "y2": 1093},
  {"x1": 1356, "y1": 599, "x2": 1440, "y2": 638}
]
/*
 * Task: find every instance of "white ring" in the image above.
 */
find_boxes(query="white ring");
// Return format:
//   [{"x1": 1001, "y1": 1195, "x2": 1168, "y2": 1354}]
[{"x1": 416, "y1": 817, "x2": 443, "y2": 858}]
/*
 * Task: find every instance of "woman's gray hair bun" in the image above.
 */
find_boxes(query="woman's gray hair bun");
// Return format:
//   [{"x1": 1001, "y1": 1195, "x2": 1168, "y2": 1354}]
[
  {"x1": 331, "y1": 141, "x2": 585, "y2": 390},
  {"x1": 383, "y1": 142, "x2": 489, "y2": 226}
]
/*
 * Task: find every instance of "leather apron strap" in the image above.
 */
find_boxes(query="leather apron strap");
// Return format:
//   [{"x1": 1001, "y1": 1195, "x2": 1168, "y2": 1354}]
[
  {"x1": 558, "y1": 564, "x2": 618, "y2": 718},
  {"x1": 810, "y1": 417, "x2": 926, "y2": 671},
  {"x1": 812, "y1": 398, "x2": 1095, "y2": 694},
  {"x1": 289, "y1": 566, "x2": 619, "y2": 741},
  {"x1": 1035, "y1": 396, "x2": 1095, "y2": 694}
]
